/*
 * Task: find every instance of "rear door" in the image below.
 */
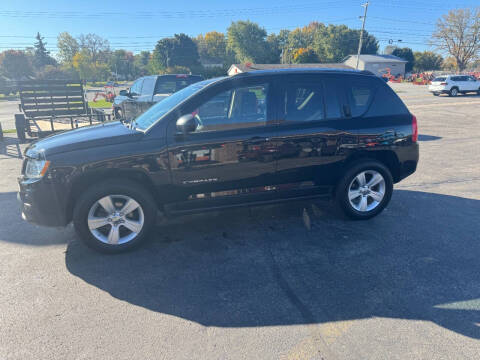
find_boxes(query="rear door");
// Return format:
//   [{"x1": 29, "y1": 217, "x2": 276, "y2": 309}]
[{"x1": 271, "y1": 74, "x2": 350, "y2": 191}]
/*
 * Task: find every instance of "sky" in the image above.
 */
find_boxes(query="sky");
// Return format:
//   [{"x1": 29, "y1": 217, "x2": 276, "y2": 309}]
[{"x1": 0, "y1": 0, "x2": 478, "y2": 56}]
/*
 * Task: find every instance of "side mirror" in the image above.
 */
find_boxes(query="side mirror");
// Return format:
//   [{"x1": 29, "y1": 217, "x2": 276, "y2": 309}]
[
  {"x1": 119, "y1": 89, "x2": 128, "y2": 96},
  {"x1": 176, "y1": 114, "x2": 196, "y2": 135}
]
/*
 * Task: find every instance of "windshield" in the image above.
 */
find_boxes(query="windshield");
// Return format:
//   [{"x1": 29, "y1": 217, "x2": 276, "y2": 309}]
[{"x1": 132, "y1": 77, "x2": 223, "y2": 131}]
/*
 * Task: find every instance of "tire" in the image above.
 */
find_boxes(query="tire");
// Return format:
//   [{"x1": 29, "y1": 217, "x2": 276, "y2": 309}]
[
  {"x1": 335, "y1": 160, "x2": 393, "y2": 220},
  {"x1": 477, "y1": 88, "x2": 480, "y2": 96},
  {"x1": 449, "y1": 87, "x2": 458, "y2": 97},
  {"x1": 113, "y1": 107, "x2": 122, "y2": 120},
  {"x1": 73, "y1": 179, "x2": 157, "y2": 253},
  {"x1": 433, "y1": 93, "x2": 439, "y2": 96}
]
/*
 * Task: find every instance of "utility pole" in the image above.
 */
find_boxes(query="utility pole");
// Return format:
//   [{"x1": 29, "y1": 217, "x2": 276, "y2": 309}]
[{"x1": 356, "y1": 2, "x2": 369, "y2": 69}]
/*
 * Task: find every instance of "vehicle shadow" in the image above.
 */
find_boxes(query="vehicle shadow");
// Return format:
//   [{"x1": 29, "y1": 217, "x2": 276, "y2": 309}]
[
  {"x1": 61, "y1": 190, "x2": 478, "y2": 338},
  {"x1": 0, "y1": 192, "x2": 71, "y2": 246},
  {"x1": 0, "y1": 136, "x2": 23, "y2": 159},
  {"x1": 418, "y1": 134, "x2": 442, "y2": 141}
]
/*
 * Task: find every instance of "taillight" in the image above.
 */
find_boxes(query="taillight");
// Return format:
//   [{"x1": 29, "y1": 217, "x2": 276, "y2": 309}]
[
  {"x1": 412, "y1": 114, "x2": 418, "y2": 142},
  {"x1": 440, "y1": 82, "x2": 447, "y2": 85}
]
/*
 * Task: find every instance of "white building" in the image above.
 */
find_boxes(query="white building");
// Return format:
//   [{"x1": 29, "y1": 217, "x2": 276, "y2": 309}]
[{"x1": 343, "y1": 54, "x2": 407, "y2": 77}]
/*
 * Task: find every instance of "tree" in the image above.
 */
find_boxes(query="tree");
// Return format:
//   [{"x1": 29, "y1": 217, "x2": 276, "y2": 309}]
[
  {"x1": 197, "y1": 31, "x2": 227, "y2": 63},
  {"x1": 432, "y1": 8, "x2": 480, "y2": 71},
  {"x1": 442, "y1": 57, "x2": 458, "y2": 71},
  {"x1": 392, "y1": 47, "x2": 415, "y2": 72},
  {"x1": 0, "y1": 50, "x2": 33, "y2": 79},
  {"x1": 57, "y1": 32, "x2": 79, "y2": 64},
  {"x1": 109, "y1": 49, "x2": 135, "y2": 80},
  {"x1": 33, "y1": 32, "x2": 56, "y2": 69},
  {"x1": 36, "y1": 65, "x2": 73, "y2": 80},
  {"x1": 413, "y1": 51, "x2": 443, "y2": 72},
  {"x1": 133, "y1": 51, "x2": 151, "y2": 76},
  {"x1": 293, "y1": 48, "x2": 319, "y2": 63},
  {"x1": 227, "y1": 20, "x2": 271, "y2": 63},
  {"x1": 78, "y1": 33, "x2": 110, "y2": 64},
  {"x1": 152, "y1": 34, "x2": 200, "y2": 71}
]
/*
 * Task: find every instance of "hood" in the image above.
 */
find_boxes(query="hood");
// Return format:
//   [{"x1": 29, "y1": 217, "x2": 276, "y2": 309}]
[{"x1": 26, "y1": 121, "x2": 143, "y2": 157}]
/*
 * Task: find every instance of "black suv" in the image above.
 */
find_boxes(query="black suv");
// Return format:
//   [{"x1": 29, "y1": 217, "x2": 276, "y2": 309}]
[{"x1": 18, "y1": 69, "x2": 419, "y2": 253}]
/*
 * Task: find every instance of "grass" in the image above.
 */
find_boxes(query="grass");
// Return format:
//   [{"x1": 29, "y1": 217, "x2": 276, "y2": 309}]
[
  {"x1": 88, "y1": 99, "x2": 112, "y2": 108},
  {"x1": 2, "y1": 129, "x2": 16, "y2": 134}
]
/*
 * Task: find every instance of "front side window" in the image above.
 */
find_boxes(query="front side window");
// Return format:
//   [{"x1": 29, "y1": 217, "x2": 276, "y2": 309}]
[
  {"x1": 130, "y1": 79, "x2": 143, "y2": 95},
  {"x1": 141, "y1": 77, "x2": 156, "y2": 95},
  {"x1": 281, "y1": 83, "x2": 324, "y2": 123},
  {"x1": 194, "y1": 84, "x2": 268, "y2": 132},
  {"x1": 133, "y1": 78, "x2": 220, "y2": 131}
]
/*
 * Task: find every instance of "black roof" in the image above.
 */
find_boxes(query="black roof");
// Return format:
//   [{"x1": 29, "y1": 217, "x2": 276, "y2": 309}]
[{"x1": 233, "y1": 68, "x2": 374, "y2": 76}]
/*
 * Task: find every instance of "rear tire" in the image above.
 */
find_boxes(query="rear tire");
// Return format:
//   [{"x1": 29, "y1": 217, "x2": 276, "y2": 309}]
[
  {"x1": 335, "y1": 160, "x2": 393, "y2": 220},
  {"x1": 73, "y1": 179, "x2": 157, "y2": 253}
]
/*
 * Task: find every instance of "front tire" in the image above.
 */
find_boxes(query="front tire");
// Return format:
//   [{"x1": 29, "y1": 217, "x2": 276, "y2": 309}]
[
  {"x1": 73, "y1": 180, "x2": 157, "y2": 253},
  {"x1": 335, "y1": 160, "x2": 393, "y2": 220},
  {"x1": 449, "y1": 87, "x2": 458, "y2": 97}
]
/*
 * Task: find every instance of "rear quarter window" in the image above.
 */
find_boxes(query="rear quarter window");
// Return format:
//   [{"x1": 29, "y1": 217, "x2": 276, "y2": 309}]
[
  {"x1": 366, "y1": 80, "x2": 409, "y2": 117},
  {"x1": 346, "y1": 79, "x2": 375, "y2": 117}
]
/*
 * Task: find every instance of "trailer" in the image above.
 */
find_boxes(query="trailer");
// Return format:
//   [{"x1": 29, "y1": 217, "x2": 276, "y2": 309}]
[{"x1": 14, "y1": 80, "x2": 112, "y2": 142}]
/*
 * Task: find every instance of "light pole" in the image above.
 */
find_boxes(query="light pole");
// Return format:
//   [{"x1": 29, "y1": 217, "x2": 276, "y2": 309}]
[{"x1": 356, "y1": 2, "x2": 369, "y2": 69}]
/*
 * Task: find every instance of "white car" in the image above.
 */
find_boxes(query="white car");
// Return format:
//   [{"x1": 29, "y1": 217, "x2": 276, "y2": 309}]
[{"x1": 428, "y1": 75, "x2": 480, "y2": 96}]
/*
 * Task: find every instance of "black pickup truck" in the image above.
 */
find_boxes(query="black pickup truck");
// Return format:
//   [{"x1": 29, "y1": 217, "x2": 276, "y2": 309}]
[{"x1": 113, "y1": 74, "x2": 203, "y2": 120}]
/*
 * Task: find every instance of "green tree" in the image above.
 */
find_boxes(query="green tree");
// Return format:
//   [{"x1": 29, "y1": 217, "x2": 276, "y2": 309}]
[
  {"x1": 57, "y1": 32, "x2": 79, "y2": 64},
  {"x1": 313, "y1": 25, "x2": 377, "y2": 63},
  {"x1": 133, "y1": 51, "x2": 151, "y2": 76},
  {"x1": 227, "y1": 20, "x2": 271, "y2": 63},
  {"x1": 413, "y1": 51, "x2": 443, "y2": 72},
  {"x1": 392, "y1": 47, "x2": 415, "y2": 72},
  {"x1": 0, "y1": 50, "x2": 33, "y2": 79},
  {"x1": 110, "y1": 49, "x2": 135, "y2": 80},
  {"x1": 432, "y1": 8, "x2": 480, "y2": 71},
  {"x1": 152, "y1": 34, "x2": 200, "y2": 71},
  {"x1": 33, "y1": 32, "x2": 56, "y2": 69},
  {"x1": 293, "y1": 48, "x2": 319, "y2": 63}
]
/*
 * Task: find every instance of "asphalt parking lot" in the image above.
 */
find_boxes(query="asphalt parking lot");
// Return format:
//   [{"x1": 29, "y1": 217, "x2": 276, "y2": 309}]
[{"x1": 0, "y1": 83, "x2": 479, "y2": 359}]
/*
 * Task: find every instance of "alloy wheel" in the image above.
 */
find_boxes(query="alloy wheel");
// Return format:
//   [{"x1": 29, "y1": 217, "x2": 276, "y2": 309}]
[
  {"x1": 348, "y1": 170, "x2": 386, "y2": 212},
  {"x1": 87, "y1": 195, "x2": 144, "y2": 245}
]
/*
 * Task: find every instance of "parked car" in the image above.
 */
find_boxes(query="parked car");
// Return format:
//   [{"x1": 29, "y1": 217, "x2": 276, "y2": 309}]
[
  {"x1": 428, "y1": 75, "x2": 480, "y2": 96},
  {"x1": 113, "y1": 74, "x2": 203, "y2": 120},
  {"x1": 18, "y1": 68, "x2": 419, "y2": 253}
]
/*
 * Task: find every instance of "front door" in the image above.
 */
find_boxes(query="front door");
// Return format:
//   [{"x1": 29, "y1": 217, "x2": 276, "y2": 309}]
[{"x1": 166, "y1": 77, "x2": 277, "y2": 204}]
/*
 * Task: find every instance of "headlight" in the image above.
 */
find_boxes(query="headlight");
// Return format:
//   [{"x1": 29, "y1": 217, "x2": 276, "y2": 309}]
[{"x1": 25, "y1": 159, "x2": 50, "y2": 179}]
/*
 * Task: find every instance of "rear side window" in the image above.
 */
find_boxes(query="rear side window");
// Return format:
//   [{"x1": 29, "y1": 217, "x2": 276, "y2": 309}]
[
  {"x1": 346, "y1": 79, "x2": 374, "y2": 117},
  {"x1": 155, "y1": 79, "x2": 177, "y2": 94},
  {"x1": 366, "y1": 80, "x2": 409, "y2": 117},
  {"x1": 281, "y1": 83, "x2": 324, "y2": 123}
]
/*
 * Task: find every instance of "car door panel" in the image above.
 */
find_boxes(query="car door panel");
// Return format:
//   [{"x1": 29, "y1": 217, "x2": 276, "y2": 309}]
[{"x1": 166, "y1": 78, "x2": 278, "y2": 202}]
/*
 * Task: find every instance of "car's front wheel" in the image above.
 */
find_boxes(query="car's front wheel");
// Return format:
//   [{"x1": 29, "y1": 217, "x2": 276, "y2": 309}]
[
  {"x1": 335, "y1": 160, "x2": 393, "y2": 220},
  {"x1": 449, "y1": 87, "x2": 459, "y2": 97},
  {"x1": 73, "y1": 180, "x2": 157, "y2": 253}
]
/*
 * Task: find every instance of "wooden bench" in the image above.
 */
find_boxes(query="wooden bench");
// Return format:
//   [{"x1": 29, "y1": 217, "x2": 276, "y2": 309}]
[{"x1": 15, "y1": 80, "x2": 111, "y2": 141}]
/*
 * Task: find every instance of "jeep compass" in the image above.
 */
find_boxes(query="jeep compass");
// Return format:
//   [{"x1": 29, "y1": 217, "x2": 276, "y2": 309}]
[{"x1": 18, "y1": 69, "x2": 419, "y2": 253}]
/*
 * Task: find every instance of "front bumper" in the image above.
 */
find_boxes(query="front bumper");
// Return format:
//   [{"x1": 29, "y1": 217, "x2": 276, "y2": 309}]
[{"x1": 18, "y1": 177, "x2": 69, "y2": 227}]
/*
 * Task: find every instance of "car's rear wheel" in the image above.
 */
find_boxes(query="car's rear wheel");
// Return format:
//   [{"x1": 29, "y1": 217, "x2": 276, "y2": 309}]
[
  {"x1": 449, "y1": 87, "x2": 458, "y2": 97},
  {"x1": 335, "y1": 160, "x2": 393, "y2": 220},
  {"x1": 73, "y1": 180, "x2": 157, "y2": 253}
]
